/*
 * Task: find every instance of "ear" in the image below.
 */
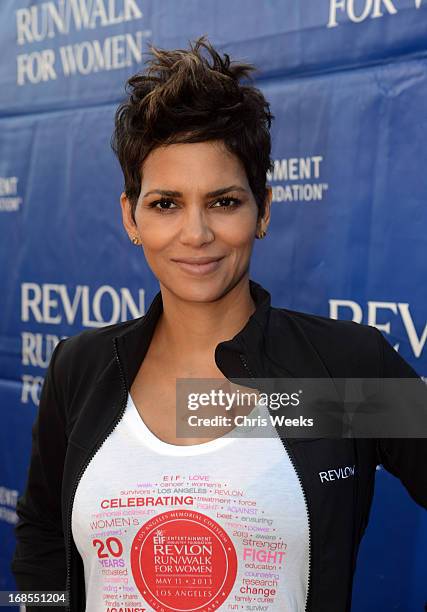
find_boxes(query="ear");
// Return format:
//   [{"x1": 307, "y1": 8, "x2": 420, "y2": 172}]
[
  {"x1": 258, "y1": 186, "x2": 272, "y2": 232},
  {"x1": 263, "y1": 185, "x2": 272, "y2": 228},
  {"x1": 120, "y1": 192, "x2": 139, "y2": 241}
]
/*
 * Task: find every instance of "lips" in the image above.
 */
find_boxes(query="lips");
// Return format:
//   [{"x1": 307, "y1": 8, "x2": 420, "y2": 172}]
[
  {"x1": 172, "y1": 257, "x2": 223, "y2": 264},
  {"x1": 172, "y1": 256, "x2": 224, "y2": 276}
]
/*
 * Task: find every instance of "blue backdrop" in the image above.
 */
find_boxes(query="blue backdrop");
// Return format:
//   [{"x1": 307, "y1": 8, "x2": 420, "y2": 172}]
[{"x1": 1, "y1": 1, "x2": 426, "y2": 609}]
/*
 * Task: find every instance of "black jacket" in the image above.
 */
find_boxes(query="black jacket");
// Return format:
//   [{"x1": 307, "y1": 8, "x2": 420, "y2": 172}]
[{"x1": 11, "y1": 279, "x2": 427, "y2": 612}]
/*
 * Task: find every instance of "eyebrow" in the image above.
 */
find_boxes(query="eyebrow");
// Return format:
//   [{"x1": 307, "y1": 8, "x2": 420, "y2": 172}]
[{"x1": 143, "y1": 185, "x2": 248, "y2": 199}]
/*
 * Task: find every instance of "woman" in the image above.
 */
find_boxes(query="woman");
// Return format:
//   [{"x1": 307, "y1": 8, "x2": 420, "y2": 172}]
[{"x1": 11, "y1": 36, "x2": 427, "y2": 612}]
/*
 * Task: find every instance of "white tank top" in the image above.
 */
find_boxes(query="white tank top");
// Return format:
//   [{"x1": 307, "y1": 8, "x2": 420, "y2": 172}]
[{"x1": 72, "y1": 394, "x2": 310, "y2": 611}]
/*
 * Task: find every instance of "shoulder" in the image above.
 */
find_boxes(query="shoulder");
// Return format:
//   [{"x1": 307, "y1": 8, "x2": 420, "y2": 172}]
[
  {"x1": 52, "y1": 316, "x2": 143, "y2": 384},
  {"x1": 59, "y1": 316, "x2": 141, "y2": 355},
  {"x1": 270, "y1": 304, "x2": 378, "y2": 342},
  {"x1": 268, "y1": 305, "x2": 383, "y2": 377},
  {"x1": 270, "y1": 305, "x2": 421, "y2": 378}
]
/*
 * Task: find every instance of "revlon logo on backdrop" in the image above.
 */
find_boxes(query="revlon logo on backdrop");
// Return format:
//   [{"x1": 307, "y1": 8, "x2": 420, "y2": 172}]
[{"x1": 21, "y1": 282, "x2": 145, "y2": 326}]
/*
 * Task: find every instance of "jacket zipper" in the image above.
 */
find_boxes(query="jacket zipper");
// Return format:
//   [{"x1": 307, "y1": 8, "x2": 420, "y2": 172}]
[
  {"x1": 239, "y1": 352, "x2": 312, "y2": 612},
  {"x1": 64, "y1": 337, "x2": 129, "y2": 612}
]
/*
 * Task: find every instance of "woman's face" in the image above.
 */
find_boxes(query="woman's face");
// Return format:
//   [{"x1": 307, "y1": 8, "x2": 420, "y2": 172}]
[{"x1": 120, "y1": 140, "x2": 271, "y2": 302}]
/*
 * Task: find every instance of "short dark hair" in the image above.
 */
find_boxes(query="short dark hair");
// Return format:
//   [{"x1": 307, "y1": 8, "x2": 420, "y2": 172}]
[{"x1": 111, "y1": 34, "x2": 274, "y2": 222}]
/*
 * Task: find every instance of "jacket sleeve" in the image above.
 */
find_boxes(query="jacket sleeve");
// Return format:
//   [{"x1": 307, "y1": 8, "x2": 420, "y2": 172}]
[
  {"x1": 373, "y1": 328, "x2": 427, "y2": 509},
  {"x1": 11, "y1": 338, "x2": 69, "y2": 608}
]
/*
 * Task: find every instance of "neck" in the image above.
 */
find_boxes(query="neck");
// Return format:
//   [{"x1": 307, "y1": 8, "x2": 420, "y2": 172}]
[{"x1": 151, "y1": 276, "x2": 256, "y2": 369}]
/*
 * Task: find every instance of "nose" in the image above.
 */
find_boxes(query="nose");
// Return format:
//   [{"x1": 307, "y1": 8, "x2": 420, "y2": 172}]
[{"x1": 179, "y1": 204, "x2": 215, "y2": 246}]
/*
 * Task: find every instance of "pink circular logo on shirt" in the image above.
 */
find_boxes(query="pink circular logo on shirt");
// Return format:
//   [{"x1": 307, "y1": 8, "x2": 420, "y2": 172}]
[{"x1": 130, "y1": 509, "x2": 237, "y2": 611}]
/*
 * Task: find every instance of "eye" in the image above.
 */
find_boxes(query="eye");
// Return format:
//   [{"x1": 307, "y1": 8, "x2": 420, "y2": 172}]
[
  {"x1": 148, "y1": 198, "x2": 177, "y2": 213},
  {"x1": 211, "y1": 196, "x2": 242, "y2": 211}
]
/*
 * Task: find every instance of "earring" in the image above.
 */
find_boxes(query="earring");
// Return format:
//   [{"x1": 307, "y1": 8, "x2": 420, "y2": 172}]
[
  {"x1": 131, "y1": 235, "x2": 141, "y2": 245},
  {"x1": 256, "y1": 229, "x2": 266, "y2": 239}
]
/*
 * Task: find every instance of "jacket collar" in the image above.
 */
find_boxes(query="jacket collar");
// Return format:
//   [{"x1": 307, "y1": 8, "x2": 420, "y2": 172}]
[
  {"x1": 114, "y1": 278, "x2": 341, "y2": 407},
  {"x1": 114, "y1": 278, "x2": 272, "y2": 390}
]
